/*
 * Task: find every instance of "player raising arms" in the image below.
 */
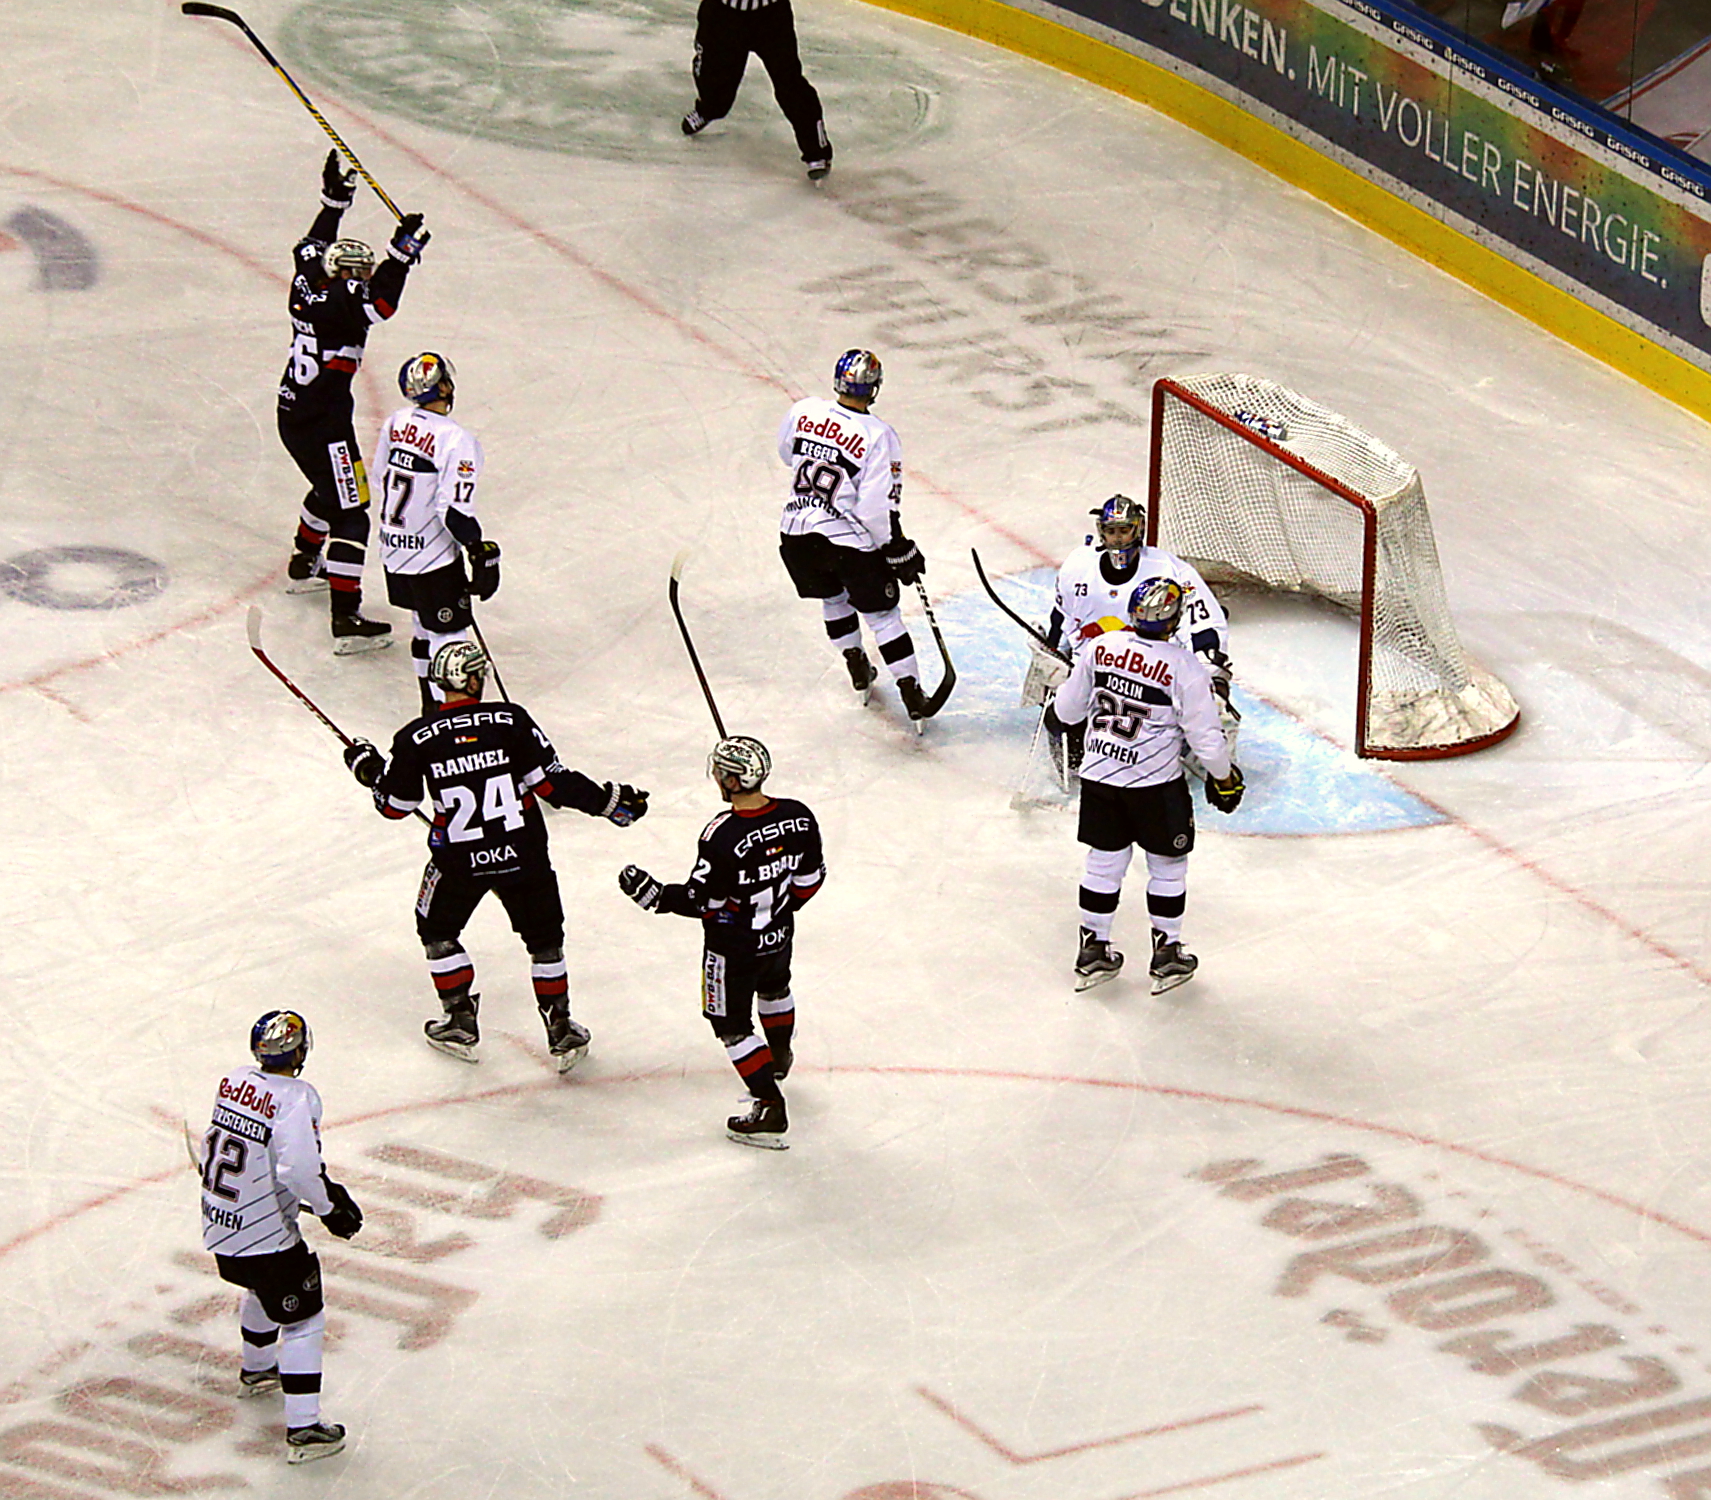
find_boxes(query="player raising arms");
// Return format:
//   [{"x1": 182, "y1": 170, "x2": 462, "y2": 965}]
[
  {"x1": 1047, "y1": 579, "x2": 1244, "y2": 994},
  {"x1": 778, "y1": 349, "x2": 931, "y2": 723},
  {"x1": 277, "y1": 150, "x2": 429, "y2": 653},
  {"x1": 618, "y1": 737, "x2": 824, "y2": 1148},
  {"x1": 342, "y1": 642, "x2": 647, "y2": 1069},
  {"x1": 373, "y1": 352, "x2": 501, "y2": 712}
]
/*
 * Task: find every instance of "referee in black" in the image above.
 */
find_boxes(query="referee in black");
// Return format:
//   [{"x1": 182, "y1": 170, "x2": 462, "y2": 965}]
[{"x1": 681, "y1": 0, "x2": 832, "y2": 180}]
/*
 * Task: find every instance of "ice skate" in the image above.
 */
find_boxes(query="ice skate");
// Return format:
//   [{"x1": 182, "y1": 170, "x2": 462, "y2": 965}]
[
  {"x1": 284, "y1": 550, "x2": 327, "y2": 594},
  {"x1": 806, "y1": 158, "x2": 831, "y2": 182},
  {"x1": 843, "y1": 647, "x2": 875, "y2": 705},
  {"x1": 331, "y1": 612, "x2": 392, "y2": 655},
  {"x1": 1074, "y1": 927, "x2": 1124, "y2": 992},
  {"x1": 424, "y1": 997, "x2": 479, "y2": 1062},
  {"x1": 727, "y1": 1095, "x2": 789, "y2": 1149},
  {"x1": 897, "y1": 674, "x2": 928, "y2": 735},
  {"x1": 285, "y1": 1421, "x2": 346, "y2": 1464},
  {"x1": 1149, "y1": 930, "x2": 1199, "y2": 994},
  {"x1": 681, "y1": 108, "x2": 707, "y2": 136},
  {"x1": 542, "y1": 1005, "x2": 591, "y2": 1074},
  {"x1": 238, "y1": 1366, "x2": 280, "y2": 1398}
]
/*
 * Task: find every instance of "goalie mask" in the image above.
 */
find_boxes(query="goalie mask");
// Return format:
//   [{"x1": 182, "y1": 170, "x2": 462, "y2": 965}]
[
  {"x1": 429, "y1": 639, "x2": 488, "y2": 699},
  {"x1": 708, "y1": 735, "x2": 771, "y2": 794},
  {"x1": 321, "y1": 238, "x2": 375, "y2": 282},
  {"x1": 1093, "y1": 494, "x2": 1145, "y2": 568},
  {"x1": 251, "y1": 1009, "x2": 313, "y2": 1074},
  {"x1": 832, "y1": 348, "x2": 883, "y2": 402},
  {"x1": 399, "y1": 351, "x2": 456, "y2": 408},
  {"x1": 1128, "y1": 577, "x2": 1184, "y2": 640}
]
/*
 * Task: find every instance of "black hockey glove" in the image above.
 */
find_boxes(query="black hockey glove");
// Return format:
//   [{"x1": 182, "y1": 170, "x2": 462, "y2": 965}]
[
  {"x1": 1205, "y1": 765, "x2": 1245, "y2": 814},
  {"x1": 883, "y1": 533, "x2": 925, "y2": 586},
  {"x1": 466, "y1": 540, "x2": 501, "y2": 601},
  {"x1": 320, "y1": 149, "x2": 356, "y2": 207},
  {"x1": 389, "y1": 212, "x2": 430, "y2": 263},
  {"x1": 343, "y1": 739, "x2": 384, "y2": 788},
  {"x1": 601, "y1": 784, "x2": 649, "y2": 827},
  {"x1": 320, "y1": 1176, "x2": 363, "y2": 1240},
  {"x1": 618, "y1": 864, "x2": 663, "y2": 910}
]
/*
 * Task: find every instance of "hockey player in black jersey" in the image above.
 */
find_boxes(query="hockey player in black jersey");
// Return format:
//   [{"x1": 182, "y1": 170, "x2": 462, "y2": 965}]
[
  {"x1": 278, "y1": 150, "x2": 430, "y2": 654},
  {"x1": 618, "y1": 736, "x2": 824, "y2": 1148},
  {"x1": 343, "y1": 641, "x2": 648, "y2": 1070}
]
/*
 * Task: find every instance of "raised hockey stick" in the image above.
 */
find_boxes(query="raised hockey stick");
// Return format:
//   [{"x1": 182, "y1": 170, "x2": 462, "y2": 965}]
[
  {"x1": 912, "y1": 580, "x2": 957, "y2": 719},
  {"x1": 246, "y1": 607, "x2": 430, "y2": 824},
  {"x1": 668, "y1": 552, "x2": 728, "y2": 738},
  {"x1": 469, "y1": 617, "x2": 510, "y2": 702},
  {"x1": 970, "y1": 547, "x2": 1071, "y2": 663},
  {"x1": 181, "y1": 3, "x2": 404, "y2": 221}
]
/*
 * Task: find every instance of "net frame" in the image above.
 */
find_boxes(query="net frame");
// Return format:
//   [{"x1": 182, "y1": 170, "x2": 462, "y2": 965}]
[{"x1": 1147, "y1": 374, "x2": 1519, "y2": 760}]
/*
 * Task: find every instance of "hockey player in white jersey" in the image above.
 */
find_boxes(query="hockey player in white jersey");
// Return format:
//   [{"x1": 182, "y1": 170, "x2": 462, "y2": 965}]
[
  {"x1": 374, "y1": 352, "x2": 502, "y2": 713},
  {"x1": 200, "y1": 1010, "x2": 363, "y2": 1463},
  {"x1": 1029, "y1": 494, "x2": 1236, "y2": 778},
  {"x1": 777, "y1": 349, "x2": 930, "y2": 721},
  {"x1": 1047, "y1": 579, "x2": 1245, "y2": 993}
]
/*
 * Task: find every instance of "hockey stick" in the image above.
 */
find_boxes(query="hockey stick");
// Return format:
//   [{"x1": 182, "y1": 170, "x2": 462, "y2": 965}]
[
  {"x1": 469, "y1": 617, "x2": 510, "y2": 702},
  {"x1": 912, "y1": 580, "x2": 957, "y2": 718},
  {"x1": 181, "y1": 3, "x2": 404, "y2": 221},
  {"x1": 246, "y1": 607, "x2": 430, "y2": 824},
  {"x1": 668, "y1": 551, "x2": 728, "y2": 739},
  {"x1": 970, "y1": 547, "x2": 1070, "y2": 663}
]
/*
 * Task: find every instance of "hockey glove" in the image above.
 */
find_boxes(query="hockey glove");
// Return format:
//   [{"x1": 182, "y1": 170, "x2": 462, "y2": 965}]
[
  {"x1": 1205, "y1": 765, "x2": 1245, "y2": 814},
  {"x1": 466, "y1": 540, "x2": 501, "y2": 601},
  {"x1": 320, "y1": 1176, "x2": 363, "y2": 1240},
  {"x1": 601, "y1": 784, "x2": 649, "y2": 827},
  {"x1": 343, "y1": 739, "x2": 384, "y2": 789},
  {"x1": 320, "y1": 149, "x2": 356, "y2": 207},
  {"x1": 1042, "y1": 701, "x2": 1072, "y2": 738},
  {"x1": 882, "y1": 534, "x2": 926, "y2": 586},
  {"x1": 618, "y1": 864, "x2": 663, "y2": 910},
  {"x1": 389, "y1": 212, "x2": 430, "y2": 263}
]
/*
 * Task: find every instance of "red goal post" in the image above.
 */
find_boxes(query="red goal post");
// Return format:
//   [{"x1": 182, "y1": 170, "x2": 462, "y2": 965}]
[{"x1": 1147, "y1": 373, "x2": 1519, "y2": 760}]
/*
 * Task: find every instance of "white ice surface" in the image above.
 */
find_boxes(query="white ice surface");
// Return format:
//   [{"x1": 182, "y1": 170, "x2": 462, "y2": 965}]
[{"x1": 5, "y1": 2, "x2": 1711, "y2": 1497}]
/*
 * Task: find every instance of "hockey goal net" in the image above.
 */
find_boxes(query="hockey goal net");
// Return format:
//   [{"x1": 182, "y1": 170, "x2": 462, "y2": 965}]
[{"x1": 1147, "y1": 373, "x2": 1518, "y2": 760}]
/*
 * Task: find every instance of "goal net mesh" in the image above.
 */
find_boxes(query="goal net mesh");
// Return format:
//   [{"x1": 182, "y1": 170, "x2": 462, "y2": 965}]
[{"x1": 1150, "y1": 373, "x2": 1518, "y2": 759}]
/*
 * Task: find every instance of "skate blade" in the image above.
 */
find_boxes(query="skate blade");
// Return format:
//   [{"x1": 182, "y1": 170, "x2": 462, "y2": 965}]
[
  {"x1": 726, "y1": 1128, "x2": 789, "y2": 1150},
  {"x1": 286, "y1": 1437, "x2": 346, "y2": 1465},
  {"x1": 424, "y1": 1036, "x2": 479, "y2": 1063},
  {"x1": 333, "y1": 634, "x2": 393, "y2": 656},
  {"x1": 1151, "y1": 970, "x2": 1196, "y2": 995},
  {"x1": 284, "y1": 577, "x2": 328, "y2": 595},
  {"x1": 553, "y1": 1044, "x2": 588, "y2": 1074},
  {"x1": 237, "y1": 1376, "x2": 280, "y2": 1399},
  {"x1": 1075, "y1": 966, "x2": 1123, "y2": 993}
]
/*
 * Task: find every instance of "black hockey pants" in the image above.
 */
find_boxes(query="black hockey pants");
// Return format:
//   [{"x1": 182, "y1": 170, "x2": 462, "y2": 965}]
[{"x1": 691, "y1": 0, "x2": 829, "y2": 164}]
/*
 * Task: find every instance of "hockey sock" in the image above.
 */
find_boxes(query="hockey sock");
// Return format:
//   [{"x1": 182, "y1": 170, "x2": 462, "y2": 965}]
[
  {"x1": 1078, "y1": 846, "x2": 1133, "y2": 942},
  {"x1": 722, "y1": 1032, "x2": 782, "y2": 1103},
  {"x1": 866, "y1": 606, "x2": 920, "y2": 681},
  {"x1": 757, "y1": 991, "x2": 795, "y2": 1053},
  {"x1": 240, "y1": 1293, "x2": 280, "y2": 1373},
  {"x1": 425, "y1": 942, "x2": 475, "y2": 1006},
  {"x1": 530, "y1": 948, "x2": 569, "y2": 1012},
  {"x1": 821, "y1": 592, "x2": 861, "y2": 652},
  {"x1": 1144, "y1": 852, "x2": 1189, "y2": 943},
  {"x1": 278, "y1": 1309, "x2": 326, "y2": 1430},
  {"x1": 293, "y1": 515, "x2": 328, "y2": 556},
  {"x1": 324, "y1": 537, "x2": 365, "y2": 609}
]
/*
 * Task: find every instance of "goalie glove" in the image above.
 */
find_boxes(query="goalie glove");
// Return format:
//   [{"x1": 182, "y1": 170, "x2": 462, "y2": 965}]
[
  {"x1": 343, "y1": 739, "x2": 384, "y2": 788},
  {"x1": 1205, "y1": 764, "x2": 1245, "y2": 814},
  {"x1": 618, "y1": 864, "x2": 663, "y2": 911},
  {"x1": 1020, "y1": 637, "x2": 1070, "y2": 707},
  {"x1": 320, "y1": 149, "x2": 356, "y2": 207},
  {"x1": 319, "y1": 1176, "x2": 363, "y2": 1240},
  {"x1": 466, "y1": 539, "x2": 501, "y2": 601},
  {"x1": 600, "y1": 783, "x2": 649, "y2": 827}
]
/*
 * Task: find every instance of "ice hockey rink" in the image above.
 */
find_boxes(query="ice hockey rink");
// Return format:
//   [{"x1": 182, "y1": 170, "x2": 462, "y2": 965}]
[{"x1": 7, "y1": 0, "x2": 1711, "y2": 1496}]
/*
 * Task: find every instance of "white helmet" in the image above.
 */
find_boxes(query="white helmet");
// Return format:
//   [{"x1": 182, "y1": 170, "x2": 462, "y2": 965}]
[
  {"x1": 708, "y1": 735, "x2": 771, "y2": 792},
  {"x1": 321, "y1": 238, "x2": 375, "y2": 281},
  {"x1": 429, "y1": 639, "x2": 487, "y2": 698}
]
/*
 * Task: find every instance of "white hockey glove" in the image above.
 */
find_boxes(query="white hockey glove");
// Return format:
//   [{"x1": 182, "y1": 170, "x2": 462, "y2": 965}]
[{"x1": 1020, "y1": 636, "x2": 1070, "y2": 707}]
